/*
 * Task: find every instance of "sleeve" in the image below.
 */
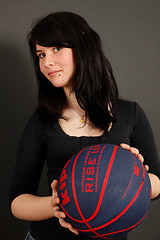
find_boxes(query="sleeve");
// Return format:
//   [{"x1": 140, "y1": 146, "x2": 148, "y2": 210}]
[
  {"x1": 131, "y1": 103, "x2": 160, "y2": 179},
  {"x1": 9, "y1": 114, "x2": 46, "y2": 205}
]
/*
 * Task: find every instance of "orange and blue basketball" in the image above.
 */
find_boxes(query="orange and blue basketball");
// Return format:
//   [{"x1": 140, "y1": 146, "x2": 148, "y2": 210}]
[{"x1": 58, "y1": 144, "x2": 151, "y2": 239}]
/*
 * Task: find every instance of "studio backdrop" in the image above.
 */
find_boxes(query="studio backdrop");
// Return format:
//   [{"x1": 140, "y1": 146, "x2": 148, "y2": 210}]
[{"x1": 0, "y1": 0, "x2": 160, "y2": 239}]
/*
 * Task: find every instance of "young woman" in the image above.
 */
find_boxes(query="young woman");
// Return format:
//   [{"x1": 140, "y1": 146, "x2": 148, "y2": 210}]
[{"x1": 9, "y1": 12, "x2": 160, "y2": 240}]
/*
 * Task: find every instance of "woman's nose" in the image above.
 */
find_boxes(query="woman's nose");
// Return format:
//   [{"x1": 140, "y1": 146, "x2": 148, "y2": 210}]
[{"x1": 44, "y1": 55, "x2": 55, "y2": 68}]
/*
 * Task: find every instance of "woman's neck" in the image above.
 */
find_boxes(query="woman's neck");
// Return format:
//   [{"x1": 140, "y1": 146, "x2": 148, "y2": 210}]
[{"x1": 63, "y1": 87, "x2": 85, "y2": 117}]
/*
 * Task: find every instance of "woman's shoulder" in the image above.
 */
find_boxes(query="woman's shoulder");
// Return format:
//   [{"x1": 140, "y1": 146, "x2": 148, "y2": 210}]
[
  {"x1": 118, "y1": 98, "x2": 137, "y2": 109},
  {"x1": 27, "y1": 108, "x2": 56, "y2": 127},
  {"x1": 117, "y1": 99, "x2": 146, "y2": 124},
  {"x1": 25, "y1": 111, "x2": 43, "y2": 127},
  {"x1": 22, "y1": 111, "x2": 51, "y2": 136},
  {"x1": 24, "y1": 110, "x2": 59, "y2": 141},
  {"x1": 118, "y1": 99, "x2": 142, "y2": 115}
]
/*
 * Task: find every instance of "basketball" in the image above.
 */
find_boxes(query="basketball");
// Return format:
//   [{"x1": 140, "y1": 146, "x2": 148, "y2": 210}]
[{"x1": 58, "y1": 144, "x2": 151, "y2": 239}]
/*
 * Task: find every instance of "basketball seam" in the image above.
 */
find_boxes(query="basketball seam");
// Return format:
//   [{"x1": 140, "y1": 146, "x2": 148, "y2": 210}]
[
  {"x1": 71, "y1": 145, "x2": 118, "y2": 239},
  {"x1": 91, "y1": 211, "x2": 148, "y2": 238},
  {"x1": 76, "y1": 164, "x2": 146, "y2": 234}
]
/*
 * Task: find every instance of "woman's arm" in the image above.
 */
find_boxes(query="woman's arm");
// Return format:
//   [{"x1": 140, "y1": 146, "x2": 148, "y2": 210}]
[
  {"x1": 148, "y1": 173, "x2": 160, "y2": 199},
  {"x1": 11, "y1": 191, "x2": 69, "y2": 222},
  {"x1": 11, "y1": 194, "x2": 55, "y2": 221},
  {"x1": 11, "y1": 183, "x2": 79, "y2": 235}
]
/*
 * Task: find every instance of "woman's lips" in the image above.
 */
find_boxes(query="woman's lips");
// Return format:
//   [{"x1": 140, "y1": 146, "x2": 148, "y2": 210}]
[{"x1": 48, "y1": 70, "x2": 62, "y2": 77}]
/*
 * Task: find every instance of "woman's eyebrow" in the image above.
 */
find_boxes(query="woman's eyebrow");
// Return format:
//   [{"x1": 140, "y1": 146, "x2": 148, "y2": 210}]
[{"x1": 36, "y1": 49, "x2": 42, "y2": 53}]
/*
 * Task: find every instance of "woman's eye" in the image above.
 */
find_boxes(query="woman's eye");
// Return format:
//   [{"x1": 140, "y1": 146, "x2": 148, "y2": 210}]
[
  {"x1": 53, "y1": 47, "x2": 61, "y2": 52},
  {"x1": 38, "y1": 53, "x2": 45, "y2": 59}
]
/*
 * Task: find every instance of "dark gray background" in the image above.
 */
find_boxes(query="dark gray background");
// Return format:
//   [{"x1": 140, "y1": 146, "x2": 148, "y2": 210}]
[{"x1": 0, "y1": 0, "x2": 160, "y2": 239}]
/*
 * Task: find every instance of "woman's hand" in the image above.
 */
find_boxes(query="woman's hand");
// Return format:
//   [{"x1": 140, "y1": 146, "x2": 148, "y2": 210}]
[
  {"x1": 120, "y1": 143, "x2": 149, "y2": 171},
  {"x1": 51, "y1": 180, "x2": 79, "y2": 235},
  {"x1": 120, "y1": 143, "x2": 160, "y2": 199}
]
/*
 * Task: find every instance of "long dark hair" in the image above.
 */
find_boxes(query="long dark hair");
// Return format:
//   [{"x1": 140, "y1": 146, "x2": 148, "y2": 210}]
[{"x1": 28, "y1": 12, "x2": 118, "y2": 134}]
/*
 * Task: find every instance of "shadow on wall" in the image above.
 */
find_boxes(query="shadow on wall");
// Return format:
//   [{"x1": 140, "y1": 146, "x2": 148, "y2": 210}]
[{"x1": 0, "y1": 40, "x2": 37, "y2": 239}]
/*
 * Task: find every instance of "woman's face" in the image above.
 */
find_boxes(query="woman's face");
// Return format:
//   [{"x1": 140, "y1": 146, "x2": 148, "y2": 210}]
[{"x1": 36, "y1": 44, "x2": 76, "y2": 89}]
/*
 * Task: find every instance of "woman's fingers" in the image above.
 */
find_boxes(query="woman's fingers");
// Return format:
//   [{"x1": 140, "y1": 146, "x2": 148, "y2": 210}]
[
  {"x1": 120, "y1": 143, "x2": 130, "y2": 150},
  {"x1": 50, "y1": 179, "x2": 79, "y2": 235},
  {"x1": 51, "y1": 180, "x2": 59, "y2": 197},
  {"x1": 120, "y1": 143, "x2": 149, "y2": 171},
  {"x1": 58, "y1": 217, "x2": 79, "y2": 235},
  {"x1": 121, "y1": 143, "x2": 139, "y2": 157}
]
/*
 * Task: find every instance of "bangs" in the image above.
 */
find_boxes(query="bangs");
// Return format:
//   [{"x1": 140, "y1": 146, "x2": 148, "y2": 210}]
[{"x1": 29, "y1": 14, "x2": 75, "y2": 50}]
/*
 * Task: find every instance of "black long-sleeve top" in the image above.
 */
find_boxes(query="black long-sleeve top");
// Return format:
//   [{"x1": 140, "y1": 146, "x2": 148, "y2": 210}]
[{"x1": 9, "y1": 99, "x2": 160, "y2": 240}]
